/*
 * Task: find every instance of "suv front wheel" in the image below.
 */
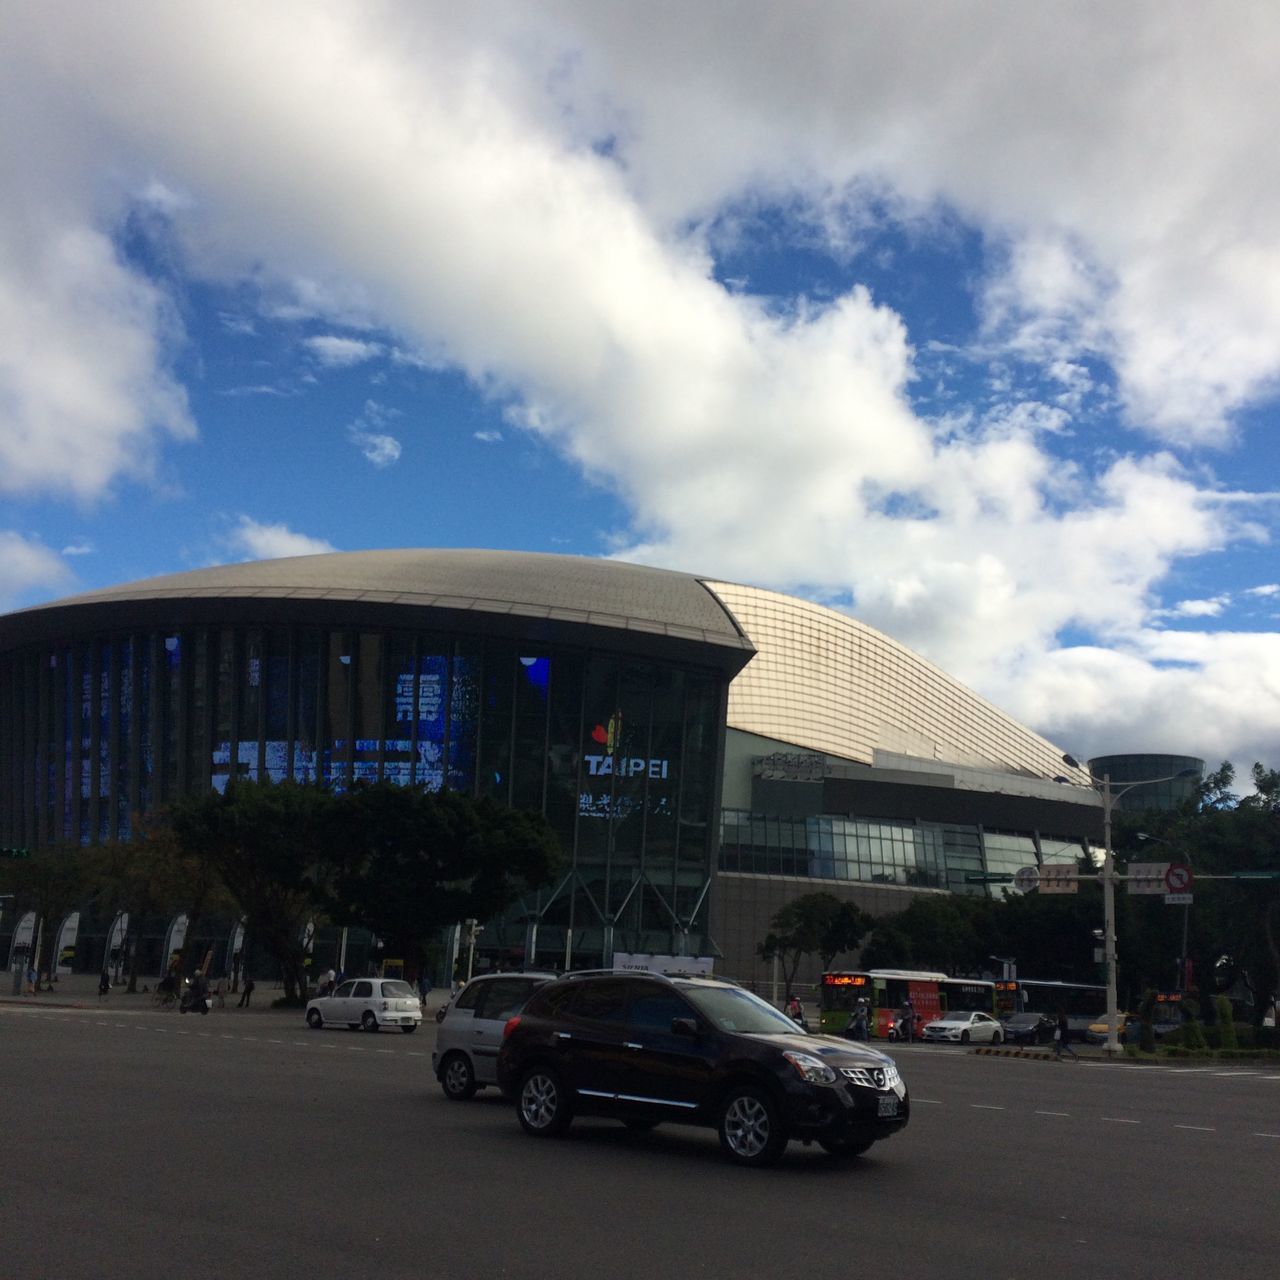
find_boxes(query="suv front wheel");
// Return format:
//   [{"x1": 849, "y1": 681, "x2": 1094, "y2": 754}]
[
  {"x1": 517, "y1": 1065, "x2": 573, "y2": 1137},
  {"x1": 718, "y1": 1085, "x2": 788, "y2": 1167}
]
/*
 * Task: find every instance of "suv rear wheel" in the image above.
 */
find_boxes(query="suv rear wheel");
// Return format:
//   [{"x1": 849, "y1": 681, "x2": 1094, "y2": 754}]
[
  {"x1": 718, "y1": 1085, "x2": 788, "y2": 1166},
  {"x1": 517, "y1": 1065, "x2": 572, "y2": 1137}
]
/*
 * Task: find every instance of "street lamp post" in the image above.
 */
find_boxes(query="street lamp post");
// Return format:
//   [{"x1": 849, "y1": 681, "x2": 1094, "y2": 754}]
[{"x1": 1061, "y1": 756, "x2": 1198, "y2": 1057}]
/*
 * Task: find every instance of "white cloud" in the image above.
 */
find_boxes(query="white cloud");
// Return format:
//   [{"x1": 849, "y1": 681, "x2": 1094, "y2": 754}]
[
  {"x1": 0, "y1": 532, "x2": 73, "y2": 609},
  {"x1": 223, "y1": 516, "x2": 336, "y2": 561},
  {"x1": 1164, "y1": 597, "x2": 1231, "y2": 619},
  {"x1": 474, "y1": 429, "x2": 503, "y2": 443},
  {"x1": 1, "y1": 4, "x2": 1279, "y2": 769},
  {"x1": 303, "y1": 334, "x2": 384, "y2": 367},
  {"x1": 60, "y1": 542, "x2": 94, "y2": 557},
  {"x1": 1246, "y1": 584, "x2": 1280, "y2": 598}
]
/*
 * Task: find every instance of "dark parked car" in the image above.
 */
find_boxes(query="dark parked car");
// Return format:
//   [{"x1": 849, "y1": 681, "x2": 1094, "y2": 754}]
[
  {"x1": 495, "y1": 972, "x2": 910, "y2": 1167},
  {"x1": 1001, "y1": 1012, "x2": 1056, "y2": 1045}
]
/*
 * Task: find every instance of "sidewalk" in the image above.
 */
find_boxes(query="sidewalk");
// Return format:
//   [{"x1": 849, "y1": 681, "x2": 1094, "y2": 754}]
[{"x1": 0, "y1": 971, "x2": 453, "y2": 1018}]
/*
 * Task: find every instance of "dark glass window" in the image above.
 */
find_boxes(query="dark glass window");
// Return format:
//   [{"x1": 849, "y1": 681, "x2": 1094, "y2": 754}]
[
  {"x1": 414, "y1": 643, "x2": 449, "y2": 790},
  {"x1": 479, "y1": 643, "x2": 515, "y2": 802},
  {"x1": 352, "y1": 632, "x2": 382, "y2": 785},
  {"x1": 448, "y1": 642, "x2": 480, "y2": 792},
  {"x1": 324, "y1": 632, "x2": 352, "y2": 790},
  {"x1": 211, "y1": 628, "x2": 235, "y2": 794},
  {"x1": 626, "y1": 985, "x2": 693, "y2": 1032},
  {"x1": 383, "y1": 633, "x2": 415, "y2": 787},
  {"x1": 240, "y1": 628, "x2": 263, "y2": 783},
  {"x1": 511, "y1": 654, "x2": 549, "y2": 812},
  {"x1": 474, "y1": 977, "x2": 543, "y2": 1021},
  {"x1": 455, "y1": 981, "x2": 485, "y2": 1011},
  {"x1": 294, "y1": 629, "x2": 320, "y2": 782},
  {"x1": 566, "y1": 978, "x2": 630, "y2": 1023},
  {"x1": 264, "y1": 630, "x2": 290, "y2": 782}
]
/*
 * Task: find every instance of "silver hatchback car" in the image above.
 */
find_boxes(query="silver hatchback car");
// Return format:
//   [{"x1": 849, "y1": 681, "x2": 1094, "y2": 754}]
[{"x1": 433, "y1": 972, "x2": 556, "y2": 1099}]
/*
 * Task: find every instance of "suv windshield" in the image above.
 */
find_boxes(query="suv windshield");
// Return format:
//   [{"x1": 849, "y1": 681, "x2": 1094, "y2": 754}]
[{"x1": 683, "y1": 985, "x2": 804, "y2": 1035}]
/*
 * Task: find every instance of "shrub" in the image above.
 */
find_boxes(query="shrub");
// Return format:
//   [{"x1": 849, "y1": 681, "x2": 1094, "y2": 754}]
[{"x1": 1214, "y1": 996, "x2": 1238, "y2": 1050}]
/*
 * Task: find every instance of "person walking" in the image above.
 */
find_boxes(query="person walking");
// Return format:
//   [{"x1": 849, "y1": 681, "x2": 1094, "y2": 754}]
[
  {"x1": 98, "y1": 970, "x2": 111, "y2": 1000},
  {"x1": 1054, "y1": 1009, "x2": 1079, "y2": 1060},
  {"x1": 237, "y1": 973, "x2": 256, "y2": 1008}
]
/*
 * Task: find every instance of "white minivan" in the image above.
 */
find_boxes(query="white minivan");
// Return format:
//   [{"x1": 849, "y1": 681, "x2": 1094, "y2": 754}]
[{"x1": 433, "y1": 972, "x2": 555, "y2": 1099}]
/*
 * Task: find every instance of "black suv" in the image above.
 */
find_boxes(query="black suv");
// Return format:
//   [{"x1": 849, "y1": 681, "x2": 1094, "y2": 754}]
[{"x1": 495, "y1": 972, "x2": 909, "y2": 1166}]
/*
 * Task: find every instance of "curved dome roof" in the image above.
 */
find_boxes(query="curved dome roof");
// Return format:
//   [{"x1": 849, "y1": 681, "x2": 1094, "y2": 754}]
[{"x1": 0, "y1": 548, "x2": 754, "y2": 661}]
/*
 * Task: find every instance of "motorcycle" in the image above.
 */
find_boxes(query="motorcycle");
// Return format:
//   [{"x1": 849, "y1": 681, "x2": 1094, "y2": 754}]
[{"x1": 179, "y1": 983, "x2": 210, "y2": 1015}]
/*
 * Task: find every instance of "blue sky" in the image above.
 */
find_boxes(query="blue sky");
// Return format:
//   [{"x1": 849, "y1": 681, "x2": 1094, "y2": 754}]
[{"x1": 2, "y1": 3, "x2": 1279, "y2": 773}]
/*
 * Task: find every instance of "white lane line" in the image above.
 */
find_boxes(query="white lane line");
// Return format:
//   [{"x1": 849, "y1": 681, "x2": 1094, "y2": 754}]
[
  {"x1": 265, "y1": 1038, "x2": 283, "y2": 1044},
  {"x1": 1253, "y1": 1132, "x2": 1280, "y2": 1138},
  {"x1": 1036, "y1": 1110, "x2": 1070, "y2": 1117},
  {"x1": 405, "y1": 1052, "x2": 426, "y2": 1058},
  {"x1": 1175, "y1": 1124, "x2": 1215, "y2": 1132},
  {"x1": 1101, "y1": 1117, "x2": 1140, "y2": 1124},
  {"x1": 220, "y1": 1035, "x2": 235, "y2": 1041},
  {"x1": 970, "y1": 1104, "x2": 1005, "y2": 1111},
  {"x1": 1212, "y1": 1071, "x2": 1259, "y2": 1077},
  {"x1": 292, "y1": 1041, "x2": 310, "y2": 1047},
  {"x1": 1261, "y1": 1075, "x2": 1280, "y2": 1081}
]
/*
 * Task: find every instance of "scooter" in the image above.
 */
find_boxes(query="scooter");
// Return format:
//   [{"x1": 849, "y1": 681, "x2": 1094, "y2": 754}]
[{"x1": 179, "y1": 984, "x2": 210, "y2": 1015}]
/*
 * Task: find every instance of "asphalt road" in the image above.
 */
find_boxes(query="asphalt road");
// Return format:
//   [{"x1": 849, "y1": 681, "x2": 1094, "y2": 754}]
[{"x1": 1, "y1": 1005, "x2": 1276, "y2": 1280}]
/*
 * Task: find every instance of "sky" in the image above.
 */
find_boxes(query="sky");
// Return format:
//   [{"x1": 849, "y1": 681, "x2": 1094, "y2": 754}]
[{"x1": 2, "y1": 2, "x2": 1279, "y2": 776}]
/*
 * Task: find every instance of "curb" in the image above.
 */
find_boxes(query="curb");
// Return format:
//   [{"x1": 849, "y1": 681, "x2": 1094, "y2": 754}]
[{"x1": 972, "y1": 1046, "x2": 1055, "y2": 1060}]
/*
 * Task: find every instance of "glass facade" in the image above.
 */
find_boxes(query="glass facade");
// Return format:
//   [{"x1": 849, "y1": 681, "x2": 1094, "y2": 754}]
[
  {"x1": 719, "y1": 809, "x2": 1089, "y2": 896},
  {"x1": 1088, "y1": 755, "x2": 1205, "y2": 812},
  {"x1": 0, "y1": 624, "x2": 727, "y2": 967}
]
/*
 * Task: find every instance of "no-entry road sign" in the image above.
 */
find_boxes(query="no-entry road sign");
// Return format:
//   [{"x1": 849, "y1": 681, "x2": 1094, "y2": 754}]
[{"x1": 1165, "y1": 863, "x2": 1193, "y2": 893}]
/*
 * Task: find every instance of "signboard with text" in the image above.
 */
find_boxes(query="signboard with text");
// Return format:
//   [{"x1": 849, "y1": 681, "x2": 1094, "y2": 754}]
[{"x1": 1125, "y1": 861, "x2": 1170, "y2": 895}]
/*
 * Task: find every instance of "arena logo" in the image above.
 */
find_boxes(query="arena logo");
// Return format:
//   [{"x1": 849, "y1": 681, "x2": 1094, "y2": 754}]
[
  {"x1": 584, "y1": 754, "x2": 669, "y2": 779},
  {"x1": 586, "y1": 709, "x2": 670, "y2": 779}
]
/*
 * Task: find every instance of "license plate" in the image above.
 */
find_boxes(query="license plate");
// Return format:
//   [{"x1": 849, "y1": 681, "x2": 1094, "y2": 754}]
[{"x1": 877, "y1": 1095, "x2": 898, "y2": 1118}]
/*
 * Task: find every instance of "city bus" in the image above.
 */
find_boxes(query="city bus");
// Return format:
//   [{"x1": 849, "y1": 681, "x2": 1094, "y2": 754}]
[
  {"x1": 994, "y1": 979, "x2": 1107, "y2": 1041},
  {"x1": 820, "y1": 969, "x2": 997, "y2": 1039}
]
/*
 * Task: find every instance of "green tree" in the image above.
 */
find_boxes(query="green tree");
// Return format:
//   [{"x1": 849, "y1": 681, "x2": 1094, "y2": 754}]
[
  {"x1": 0, "y1": 844, "x2": 88, "y2": 986},
  {"x1": 757, "y1": 892, "x2": 867, "y2": 997},
  {"x1": 322, "y1": 783, "x2": 565, "y2": 983},
  {"x1": 165, "y1": 780, "x2": 337, "y2": 1003}
]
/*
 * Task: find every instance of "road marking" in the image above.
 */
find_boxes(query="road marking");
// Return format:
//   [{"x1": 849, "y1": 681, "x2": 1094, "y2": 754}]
[
  {"x1": 1253, "y1": 1132, "x2": 1280, "y2": 1138},
  {"x1": 1212, "y1": 1071, "x2": 1259, "y2": 1077},
  {"x1": 1174, "y1": 1125, "x2": 1215, "y2": 1132},
  {"x1": 377, "y1": 1049, "x2": 394, "y2": 1055},
  {"x1": 1261, "y1": 1075, "x2": 1280, "y2": 1081},
  {"x1": 241, "y1": 1036, "x2": 258, "y2": 1042},
  {"x1": 1101, "y1": 1117, "x2": 1140, "y2": 1124},
  {"x1": 970, "y1": 1104, "x2": 1005, "y2": 1111},
  {"x1": 405, "y1": 1051, "x2": 426, "y2": 1058},
  {"x1": 220, "y1": 1035, "x2": 235, "y2": 1040},
  {"x1": 265, "y1": 1038, "x2": 283, "y2": 1044},
  {"x1": 1035, "y1": 1110, "x2": 1070, "y2": 1117}
]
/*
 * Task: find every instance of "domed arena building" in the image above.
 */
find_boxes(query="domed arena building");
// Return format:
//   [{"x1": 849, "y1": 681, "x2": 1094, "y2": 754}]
[{"x1": 0, "y1": 549, "x2": 1103, "y2": 984}]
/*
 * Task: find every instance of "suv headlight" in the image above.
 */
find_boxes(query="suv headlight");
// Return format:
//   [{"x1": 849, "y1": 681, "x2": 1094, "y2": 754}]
[{"x1": 782, "y1": 1050, "x2": 837, "y2": 1084}]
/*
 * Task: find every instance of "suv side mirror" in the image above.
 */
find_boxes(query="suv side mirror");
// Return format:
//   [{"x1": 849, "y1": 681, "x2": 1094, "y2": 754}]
[{"x1": 671, "y1": 1016, "x2": 700, "y2": 1038}]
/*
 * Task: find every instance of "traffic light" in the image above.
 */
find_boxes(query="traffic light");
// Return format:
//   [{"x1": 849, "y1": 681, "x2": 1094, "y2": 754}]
[{"x1": 0, "y1": 847, "x2": 30, "y2": 859}]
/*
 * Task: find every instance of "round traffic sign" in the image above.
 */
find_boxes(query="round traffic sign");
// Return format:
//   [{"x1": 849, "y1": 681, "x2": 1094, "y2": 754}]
[
  {"x1": 1013, "y1": 865, "x2": 1040, "y2": 893},
  {"x1": 1165, "y1": 863, "x2": 1193, "y2": 893}
]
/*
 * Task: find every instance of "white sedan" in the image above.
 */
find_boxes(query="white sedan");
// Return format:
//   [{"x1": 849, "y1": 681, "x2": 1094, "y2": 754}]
[
  {"x1": 305, "y1": 977, "x2": 422, "y2": 1033},
  {"x1": 921, "y1": 1010, "x2": 1004, "y2": 1045}
]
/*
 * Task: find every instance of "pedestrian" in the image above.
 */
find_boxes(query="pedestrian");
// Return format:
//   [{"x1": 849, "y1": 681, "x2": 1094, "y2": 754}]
[
  {"x1": 849, "y1": 996, "x2": 869, "y2": 1041},
  {"x1": 98, "y1": 970, "x2": 111, "y2": 1000},
  {"x1": 25, "y1": 963, "x2": 37, "y2": 996},
  {"x1": 237, "y1": 973, "x2": 256, "y2": 1008},
  {"x1": 1054, "y1": 1009, "x2": 1078, "y2": 1060},
  {"x1": 417, "y1": 973, "x2": 432, "y2": 1006},
  {"x1": 785, "y1": 993, "x2": 806, "y2": 1028}
]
